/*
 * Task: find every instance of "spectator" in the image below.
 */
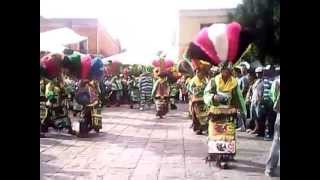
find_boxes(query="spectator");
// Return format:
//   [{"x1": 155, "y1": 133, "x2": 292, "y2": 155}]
[
  {"x1": 238, "y1": 62, "x2": 250, "y2": 98},
  {"x1": 261, "y1": 66, "x2": 277, "y2": 140},
  {"x1": 246, "y1": 67, "x2": 264, "y2": 136},
  {"x1": 265, "y1": 77, "x2": 280, "y2": 177}
]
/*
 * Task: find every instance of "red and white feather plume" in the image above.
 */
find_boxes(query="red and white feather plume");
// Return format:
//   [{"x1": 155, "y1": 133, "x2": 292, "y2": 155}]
[{"x1": 192, "y1": 22, "x2": 241, "y2": 65}]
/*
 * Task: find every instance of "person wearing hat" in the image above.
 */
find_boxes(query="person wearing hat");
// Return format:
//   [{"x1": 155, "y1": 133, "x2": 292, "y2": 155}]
[
  {"x1": 233, "y1": 65, "x2": 246, "y2": 132},
  {"x1": 245, "y1": 66, "x2": 264, "y2": 136},
  {"x1": 260, "y1": 65, "x2": 277, "y2": 140},
  {"x1": 234, "y1": 66, "x2": 242, "y2": 79},
  {"x1": 203, "y1": 60, "x2": 246, "y2": 168},
  {"x1": 186, "y1": 21, "x2": 251, "y2": 168},
  {"x1": 260, "y1": 65, "x2": 279, "y2": 141},
  {"x1": 235, "y1": 62, "x2": 250, "y2": 132},
  {"x1": 265, "y1": 74, "x2": 280, "y2": 177},
  {"x1": 139, "y1": 66, "x2": 154, "y2": 111},
  {"x1": 187, "y1": 60, "x2": 210, "y2": 135},
  {"x1": 238, "y1": 62, "x2": 250, "y2": 98}
]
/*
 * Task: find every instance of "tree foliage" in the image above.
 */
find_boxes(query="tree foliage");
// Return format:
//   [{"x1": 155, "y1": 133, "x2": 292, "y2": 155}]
[{"x1": 229, "y1": 0, "x2": 280, "y2": 65}]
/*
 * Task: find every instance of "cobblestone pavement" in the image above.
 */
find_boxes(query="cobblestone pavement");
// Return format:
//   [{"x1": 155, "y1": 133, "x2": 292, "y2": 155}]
[{"x1": 40, "y1": 103, "x2": 280, "y2": 180}]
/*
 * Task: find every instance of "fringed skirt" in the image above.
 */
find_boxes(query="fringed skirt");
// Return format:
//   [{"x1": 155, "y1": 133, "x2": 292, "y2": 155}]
[
  {"x1": 207, "y1": 107, "x2": 238, "y2": 155},
  {"x1": 191, "y1": 101, "x2": 208, "y2": 131}
]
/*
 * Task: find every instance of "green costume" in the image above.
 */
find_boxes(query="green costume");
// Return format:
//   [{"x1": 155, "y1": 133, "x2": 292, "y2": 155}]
[
  {"x1": 187, "y1": 75, "x2": 209, "y2": 132},
  {"x1": 203, "y1": 73, "x2": 246, "y2": 155}
]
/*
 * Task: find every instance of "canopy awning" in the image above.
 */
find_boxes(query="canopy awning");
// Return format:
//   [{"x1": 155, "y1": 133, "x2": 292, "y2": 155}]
[{"x1": 40, "y1": 27, "x2": 88, "y2": 52}]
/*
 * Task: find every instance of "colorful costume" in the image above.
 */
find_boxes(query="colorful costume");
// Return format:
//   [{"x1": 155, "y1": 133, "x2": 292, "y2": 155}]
[
  {"x1": 186, "y1": 21, "x2": 249, "y2": 168},
  {"x1": 188, "y1": 74, "x2": 209, "y2": 133},
  {"x1": 151, "y1": 77, "x2": 170, "y2": 118},
  {"x1": 204, "y1": 73, "x2": 246, "y2": 160},
  {"x1": 42, "y1": 80, "x2": 74, "y2": 133}
]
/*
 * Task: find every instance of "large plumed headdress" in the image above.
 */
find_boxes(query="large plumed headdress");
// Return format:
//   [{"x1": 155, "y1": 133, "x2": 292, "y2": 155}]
[{"x1": 187, "y1": 22, "x2": 242, "y2": 66}]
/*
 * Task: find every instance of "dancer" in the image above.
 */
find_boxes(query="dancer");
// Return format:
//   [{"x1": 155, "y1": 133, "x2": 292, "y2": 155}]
[{"x1": 151, "y1": 72, "x2": 170, "y2": 118}]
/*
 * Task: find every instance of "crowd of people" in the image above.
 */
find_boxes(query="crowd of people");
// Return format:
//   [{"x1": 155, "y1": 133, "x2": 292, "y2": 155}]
[{"x1": 97, "y1": 67, "x2": 181, "y2": 113}]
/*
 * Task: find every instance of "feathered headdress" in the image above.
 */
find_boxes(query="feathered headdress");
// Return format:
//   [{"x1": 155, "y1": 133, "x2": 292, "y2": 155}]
[{"x1": 187, "y1": 22, "x2": 242, "y2": 67}]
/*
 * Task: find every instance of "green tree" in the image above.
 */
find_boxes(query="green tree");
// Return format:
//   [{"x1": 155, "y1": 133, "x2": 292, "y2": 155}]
[{"x1": 229, "y1": 0, "x2": 280, "y2": 65}]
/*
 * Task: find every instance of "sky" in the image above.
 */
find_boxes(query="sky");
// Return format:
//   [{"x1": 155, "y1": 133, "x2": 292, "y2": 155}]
[{"x1": 40, "y1": 0, "x2": 243, "y2": 55}]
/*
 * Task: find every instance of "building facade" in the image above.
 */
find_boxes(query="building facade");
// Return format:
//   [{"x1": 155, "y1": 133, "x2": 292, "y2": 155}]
[{"x1": 40, "y1": 18, "x2": 121, "y2": 57}]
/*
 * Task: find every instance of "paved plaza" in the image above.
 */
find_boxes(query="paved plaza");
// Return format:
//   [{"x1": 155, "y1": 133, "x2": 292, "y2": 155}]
[{"x1": 40, "y1": 104, "x2": 280, "y2": 180}]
